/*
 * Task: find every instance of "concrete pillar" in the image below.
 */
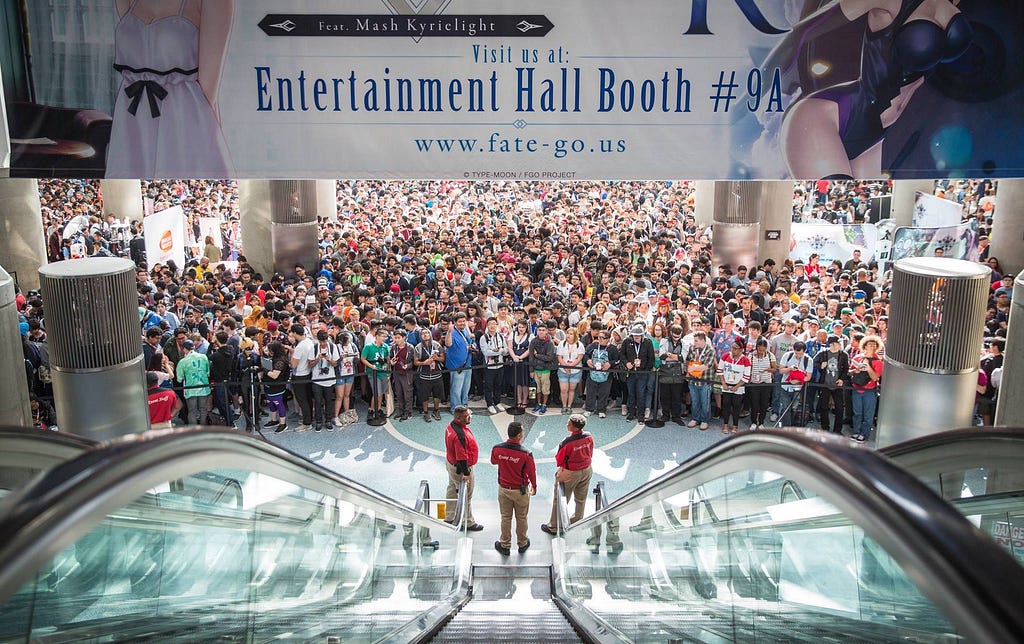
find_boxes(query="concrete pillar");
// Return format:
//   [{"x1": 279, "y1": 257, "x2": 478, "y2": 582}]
[
  {"x1": 712, "y1": 181, "x2": 760, "y2": 273},
  {"x1": 756, "y1": 181, "x2": 794, "y2": 266},
  {"x1": 238, "y1": 180, "x2": 319, "y2": 278},
  {"x1": 100, "y1": 179, "x2": 144, "y2": 222},
  {"x1": 39, "y1": 257, "x2": 148, "y2": 440},
  {"x1": 0, "y1": 178, "x2": 46, "y2": 291},
  {"x1": 316, "y1": 179, "x2": 339, "y2": 222},
  {"x1": 990, "y1": 179, "x2": 1024, "y2": 277},
  {"x1": 995, "y1": 273, "x2": 1024, "y2": 426},
  {"x1": 692, "y1": 181, "x2": 715, "y2": 227},
  {"x1": 0, "y1": 264, "x2": 31, "y2": 427},
  {"x1": 877, "y1": 258, "x2": 991, "y2": 447},
  {"x1": 890, "y1": 180, "x2": 936, "y2": 228}
]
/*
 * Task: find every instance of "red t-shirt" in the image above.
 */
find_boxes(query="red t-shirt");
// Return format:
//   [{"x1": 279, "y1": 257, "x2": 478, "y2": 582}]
[
  {"x1": 445, "y1": 422, "x2": 479, "y2": 474},
  {"x1": 148, "y1": 388, "x2": 178, "y2": 423}
]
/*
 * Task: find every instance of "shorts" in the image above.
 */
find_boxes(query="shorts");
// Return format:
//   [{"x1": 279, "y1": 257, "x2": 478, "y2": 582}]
[
  {"x1": 558, "y1": 369, "x2": 582, "y2": 384},
  {"x1": 336, "y1": 375, "x2": 354, "y2": 385},
  {"x1": 418, "y1": 377, "x2": 445, "y2": 401},
  {"x1": 535, "y1": 371, "x2": 551, "y2": 395}
]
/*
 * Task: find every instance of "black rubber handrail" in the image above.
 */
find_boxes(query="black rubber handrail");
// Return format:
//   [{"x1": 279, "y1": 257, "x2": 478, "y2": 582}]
[
  {"x1": 556, "y1": 428, "x2": 1024, "y2": 644},
  {"x1": 0, "y1": 427, "x2": 466, "y2": 607}
]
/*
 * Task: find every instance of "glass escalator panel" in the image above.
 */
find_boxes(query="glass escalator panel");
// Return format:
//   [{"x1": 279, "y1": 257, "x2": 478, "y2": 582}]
[
  {"x1": 0, "y1": 430, "x2": 470, "y2": 642},
  {"x1": 0, "y1": 427, "x2": 96, "y2": 499},
  {"x1": 553, "y1": 431, "x2": 1024, "y2": 643}
]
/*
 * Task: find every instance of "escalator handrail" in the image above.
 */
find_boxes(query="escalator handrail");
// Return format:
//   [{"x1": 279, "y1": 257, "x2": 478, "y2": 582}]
[
  {"x1": 556, "y1": 429, "x2": 1024, "y2": 644},
  {"x1": 0, "y1": 427, "x2": 466, "y2": 606},
  {"x1": 0, "y1": 426, "x2": 98, "y2": 450},
  {"x1": 880, "y1": 426, "x2": 1024, "y2": 459}
]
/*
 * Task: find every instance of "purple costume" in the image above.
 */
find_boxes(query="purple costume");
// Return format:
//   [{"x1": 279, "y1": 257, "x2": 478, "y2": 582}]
[
  {"x1": 107, "y1": 0, "x2": 231, "y2": 178},
  {"x1": 809, "y1": 0, "x2": 972, "y2": 160}
]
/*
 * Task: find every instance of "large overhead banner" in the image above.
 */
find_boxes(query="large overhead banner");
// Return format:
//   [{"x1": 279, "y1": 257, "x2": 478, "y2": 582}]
[
  {"x1": 890, "y1": 222, "x2": 980, "y2": 264},
  {"x1": 6, "y1": 1, "x2": 1024, "y2": 180},
  {"x1": 790, "y1": 223, "x2": 878, "y2": 265},
  {"x1": 143, "y1": 206, "x2": 187, "y2": 271}
]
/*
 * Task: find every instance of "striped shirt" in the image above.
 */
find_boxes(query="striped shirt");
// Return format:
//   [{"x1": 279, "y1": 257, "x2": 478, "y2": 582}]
[{"x1": 749, "y1": 352, "x2": 776, "y2": 384}]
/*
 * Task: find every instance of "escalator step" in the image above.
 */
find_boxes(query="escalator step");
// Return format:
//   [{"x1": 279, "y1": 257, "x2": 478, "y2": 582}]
[{"x1": 433, "y1": 599, "x2": 581, "y2": 642}]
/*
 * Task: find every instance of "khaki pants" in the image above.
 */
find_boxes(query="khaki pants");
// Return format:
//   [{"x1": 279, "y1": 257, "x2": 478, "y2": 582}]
[
  {"x1": 498, "y1": 486, "x2": 531, "y2": 549},
  {"x1": 549, "y1": 466, "x2": 592, "y2": 529},
  {"x1": 445, "y1": 461, "x2": 476, "y2": 526}
]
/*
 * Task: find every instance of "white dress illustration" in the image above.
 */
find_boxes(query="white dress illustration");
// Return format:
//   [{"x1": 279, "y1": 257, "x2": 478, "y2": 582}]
[{"x1": 107, "y1": 0, "x2": 231, "y2": 178}]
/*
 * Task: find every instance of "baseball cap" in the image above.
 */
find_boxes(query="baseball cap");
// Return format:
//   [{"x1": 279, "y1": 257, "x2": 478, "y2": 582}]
[
  {"x1": 390, "y1": 284, "x2": 401, "y2": 292},
  {"x1": 146, "y1": 372, "x2": 159, "y2": 388},
  {"x1": 827, "y1": 335, "x2": 841, "y2": 345},
  {"x1": 267, "y1": 320, "x2": 279, "y2": 331},
  {"x1": 840, "y1": 307, "x2": 854, "y2": 315},
  {"x1": 181, "y1": 340, "x2": 195, "y2": 350},
  {"x1": 629, "y1": 324, "x2": 646, "y2": 336},
  {"x1": 852, "y1": 290, "x2": 866, "y2": 300}
]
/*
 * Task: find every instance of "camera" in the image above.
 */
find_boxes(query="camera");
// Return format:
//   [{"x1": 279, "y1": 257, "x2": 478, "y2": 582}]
[{"x1": 319, "y1": 366, "x2": 330, "y2": 375}]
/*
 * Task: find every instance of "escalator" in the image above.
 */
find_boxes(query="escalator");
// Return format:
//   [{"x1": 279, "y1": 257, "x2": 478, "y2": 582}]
[
  {"x1": 0, "y1": 428, "x2": 96, "y2": 498},
  {"x1": 1, "y1": 427, "x2": 1023, "y2": 642}
]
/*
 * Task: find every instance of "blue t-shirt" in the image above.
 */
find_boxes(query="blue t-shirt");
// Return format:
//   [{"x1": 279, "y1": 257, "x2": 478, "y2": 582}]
[{"x1": 445, "y1": 327, "x2": 472, "y2": 370}]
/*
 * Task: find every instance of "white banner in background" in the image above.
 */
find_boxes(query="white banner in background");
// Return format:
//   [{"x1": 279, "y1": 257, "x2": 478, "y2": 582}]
[
  {"x1": 912, "y1": 191, "x2": 963, "y2": 228},
  {"x1": 890, "y1": 222, "x2": 980, "y2": 263},
  {"x1": 790, "y1": 223, "x2": 878, "y2": 265},
  {"x1": 143, "y1": 206, "x2": 187, "y2": 271}
]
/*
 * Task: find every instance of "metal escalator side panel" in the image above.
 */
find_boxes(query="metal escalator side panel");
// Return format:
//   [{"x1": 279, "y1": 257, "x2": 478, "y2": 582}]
[
  {"x1": 551, "y1": 429, "x2": 1024, "y2": 643},
  {"x1": 0, "y1": 429, "x2": 471, "y2": 642}
]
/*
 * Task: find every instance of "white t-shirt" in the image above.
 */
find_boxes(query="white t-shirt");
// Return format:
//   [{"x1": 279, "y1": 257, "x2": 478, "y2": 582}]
[
  {"x1": 311, "y1": 342, "x2": 339, "y2": 386},
  {"x1": 337, "y1": 342, "x2": 358, "y2": 377},
  {"x1": 557, "y1": 340, "x2": 585, "y2": 375},
  {"x1": 291, "y1": 337, "x2": 316, "y2": 376}
]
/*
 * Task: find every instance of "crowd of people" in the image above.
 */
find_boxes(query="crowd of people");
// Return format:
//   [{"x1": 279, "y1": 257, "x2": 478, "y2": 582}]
[{"x1": 16, "y1": 178, "x2": 1011, "y2": 440}]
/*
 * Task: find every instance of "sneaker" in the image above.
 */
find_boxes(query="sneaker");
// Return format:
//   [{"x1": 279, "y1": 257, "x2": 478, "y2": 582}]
[
  {"x1": 333, "y1": 416, "x2": 344, "y2": 428},
  {"x1": 626, "y1": 414, "x2": 635, "y2": 421},
  {"x1": 699, "y1": 422, "x2": 709, "y2": 430},
  {"x1": 432, "y1": 410, "x2": 442, "y2": 420},
  {"x1": 538, "y1": 405, "x2": 547, "y2": 415},
  {"x1": 494, "y1": 541, "x2": 511, "y2": 556},
  {"x1": 849, "y1": 434, "x2": 861, "y2": 441},
  {"x1": 264, "y1": 419, "x2": 280, "y2": 428},
  {"x1": 424, "y1": 411, "x2": 432, "y2": 422},
  {"x1": 295, "y1": 424, "x2": 312, "y2": 433},
  {"x1": 750, "y1": 423, "x2": 759, "y2": 430},
  {"x1": 855, "y1": 434, "x2": 867, "y2": 442},
  {"x1": 315, "y1": 423, "x2": 323, "y2": 432},
  {"x1": 621, "y1": 404, "x2": 628, "y2": 415},
  {"x1": 583, "y1": 410, "x2": 592, "y2": 417},
  {"x1": 496, "y1": 403, "x2": 507, "y2": 412},
  {"x1": 687, "y1": 420, "x2": 698, "y2": 428},
  {"x1": 274, "y1": 423, "x2": 287, "y2": 433},
  {"x1": 487, "y1": 405, "x2": 497, "y2": 415},
  {"x1": 532, "y1": 404, "x2": 541, "y2": 413},
  {"x1": 598, "y1": 412, "x2": 606, "y2": 419},
  {"x1": 326, "y1": 423, "x2": 334, "y2": 432}
]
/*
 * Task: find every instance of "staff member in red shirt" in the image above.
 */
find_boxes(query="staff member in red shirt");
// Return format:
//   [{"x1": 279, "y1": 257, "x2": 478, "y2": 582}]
[
  {"x1": 542, "y1": 414, "x2": 593, "y2": 534},
  {"x1": 491, "y1": 421, "x2": 537, "y2": 555},
  {"x1": 445, "y1": 405, "x2": 483, "y2": 531},
  {"x1": 147, "y1": 372, "x2": 181, "y2": 429}
]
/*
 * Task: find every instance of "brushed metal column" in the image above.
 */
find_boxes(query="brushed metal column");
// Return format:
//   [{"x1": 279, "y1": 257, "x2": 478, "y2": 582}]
[
  {"x1": 995, "y1": 273, "x2": 1024, "y2": 426},
  {"x1": 876, "y1": 258, "x2": 991, "y2": 447},
  {"x1": 692, "y1": 181, "x2": 715, "y2": 226},
  {"x1": 38, "y1": 258, "x2": 149, "y2": 440},
  {"x1": 0, "y1": 264, "x2": 31, "y2": 426},
  {"x1": 239, "y1": 180, "x2": 320, "y2": 278},
  {"x1": 712, "y1": 181, "x2": 760, "y2": 273}
]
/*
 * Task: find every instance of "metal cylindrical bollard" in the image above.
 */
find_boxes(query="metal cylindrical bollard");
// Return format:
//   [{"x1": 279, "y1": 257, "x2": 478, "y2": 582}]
[
  {"x1": 877, "y1": 258, "x2": 991, "y2": 447},
  {"x1": 995, "y1": 273, "x2": 1024, "y2": 426},
  {"x1": 712, "y1": 181, "x2": 760, "y2": 273},
  {"x1": 0, "y1": 265, "x2": 31, "y2": 427},
  {"x1": 39, "y1": 258, "x2": 149, "y2": 440},
  {"x1": 270, "y1": 181, "x2": 320, "y2": 276}
]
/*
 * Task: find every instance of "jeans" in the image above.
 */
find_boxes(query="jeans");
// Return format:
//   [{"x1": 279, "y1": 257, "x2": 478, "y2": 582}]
[
  {"x1": 626, "y1": 372, "x2": 653, "y2": 417},
  {"x1": 688, "y1": 382, "x2": 711, "y2": 422},
  {"x1": 778, "y1": 387, "x2": 805, "y2": 426},
  {"x1": 852, "y1": 389, "x2": 878, "y2": 438},
  {"x1": 185, "y1": 395, "x2": 209, "y2": 425},
  {"x1": 211, "y1": 383, "x2": 234, "y2": 426},
  {"x1": 449, "y1": 368, "x2": 472, "y2": 411}
]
